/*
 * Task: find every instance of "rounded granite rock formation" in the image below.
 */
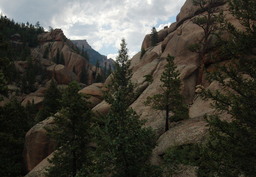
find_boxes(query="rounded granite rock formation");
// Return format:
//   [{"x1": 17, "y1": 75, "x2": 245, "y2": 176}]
[
  {"x1": 47, "y1": 64, "x2": 78, "y2": 84},
  {"x1": 23, "y1": 117, "x2": 56, "y2": 172}
]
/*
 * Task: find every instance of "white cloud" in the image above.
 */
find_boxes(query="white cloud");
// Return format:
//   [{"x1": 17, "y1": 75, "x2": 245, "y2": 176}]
[
  {"x1": 0, "y1": 0, "x2": 186, "y2": 57},
  {"x1": 156, "y1": 23, "x2": 172, "y2": 31},
  {"x1": 107, "y1": 53, "x2": 118, "y2": 60}
]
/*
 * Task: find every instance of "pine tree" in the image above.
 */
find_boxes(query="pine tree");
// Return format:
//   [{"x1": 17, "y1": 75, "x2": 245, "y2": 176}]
[
  {"x1": 43, "y1": 44, "x2": 50, "y2": 59},
  {"x1": 191, "y1": 0, "x2": 224, "y2": 85},
  {"x1": 197, "y1": 0, "x2": 256, "y2": 176},
  {"x1": 0, "y1": 99, "x2": 34, "y2": 176},
  {"x1": 145, "y1": 55, "x2": 189, "y2": 131},
  {"x1": 21, "y1": 57, "x2": 36, "y2": 93},
  {"x1": 0, "y1": 72, "x2": 8, "y2": 100},
  {"x1": 46, "y1": 82, "x2": 92, "y2": 177},
  {"x1": 140, "y1": 47, "x2": 146, "y2": 59},
  {"x1": 36, "y1": 79, "x2": 61, "y2": 122},
  {"x1": 60, "y1": 52, "x2": 65, "y2": 65},
  {"x1": 80, "y1": 67, "x2": 88, "y2": 84},
  {"x1": 95, "y1": 74, "x2": 103, "y2": 83},
  {"x1": 150, "y1": 27, "x2": 158, "y2": 47},
  {"x1": 94, "y1": 60, "x2": 102, "y2": 82},
  {"x1": 55, "y1": 48, "x2": 60, "y2": 64},
  {"x1": 93, "y1": 39, "x2": 156, "y2": 177},
  {"x1": 107, "y1": 64, "x2": 112, "y2": 78}
]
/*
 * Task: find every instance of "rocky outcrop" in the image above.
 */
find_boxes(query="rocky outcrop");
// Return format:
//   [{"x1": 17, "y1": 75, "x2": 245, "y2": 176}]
[
  {"x1": 79, "y1": 83, "x2": 105, "y2": 108},
  {"x1": 79, "y1": 83, "x2": 104, "y2": 97},
  {"x1": 23, "y1": 82, "x2": 106, "y2": 173},
  {"x1": 36, "y1": 29, "x2": 103, "y2": 85},
  {"x1": 46, "y1": 64, "x2": 78, "y2": 84},
  {"x1": 24, "y1": 153, "x2": 53, "y2": 177},
  {"x1": 21, "y1": 95, "x2": 44, "y2": 107},
  {"x1": 141, "y1": 28, "x2": 170, "y2": 50},
  {"x1": 21, "y1": 88, "x2": 47, "y2": 107},
  {"x1": 92, "y1": 100, "x2": 111, "y2": 115},
  {"x1": 14, "y1": 61, "x2": 28, "y2": 73},
  {"x1": 24, "y1": 117, "x2": 56, "y2": 172},
  {"x1": 151, "y1": 117, "x2": 208, "y2": 165},
  {"x1": 130, "y1": 0, "x2": 233, "y2": 137},
  {"x1": 38, "y1": 29, "x2": 66, "y2": 43}
]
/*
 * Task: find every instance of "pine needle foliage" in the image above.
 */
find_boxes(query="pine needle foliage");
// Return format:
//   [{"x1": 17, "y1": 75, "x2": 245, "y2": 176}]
[
  {"x1": 93, "y1": 39, "x2": 157, "y2": 177},
  {"x1": 197, "y1": 0, "x2": 256, "y2": 176},
  {"x1": 145, "y1": 55, "x2": 189, "y2": 131},
  {"x1": 46, "y1": 82, "x2": 92, "y2": 177}
]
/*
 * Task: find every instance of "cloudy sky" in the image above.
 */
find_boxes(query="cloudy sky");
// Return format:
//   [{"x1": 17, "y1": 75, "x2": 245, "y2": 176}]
[{"x1": 0, "y1": 0, "x2": 186, "y2": 59}]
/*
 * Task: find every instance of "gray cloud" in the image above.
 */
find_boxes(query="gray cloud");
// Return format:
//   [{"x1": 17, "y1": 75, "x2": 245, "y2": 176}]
[{"x1": 0, "y1": 0, "x2": 186, "y2": 57}]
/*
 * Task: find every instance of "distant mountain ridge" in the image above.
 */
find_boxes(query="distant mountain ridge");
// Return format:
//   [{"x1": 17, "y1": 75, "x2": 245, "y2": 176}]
[{"x1": 71, "y1": 40, "x2": 115, "y2": 70}]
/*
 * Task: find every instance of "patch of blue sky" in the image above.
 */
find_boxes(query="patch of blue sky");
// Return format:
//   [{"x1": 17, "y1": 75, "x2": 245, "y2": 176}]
[
  {"x1": 156, "y1": 16, "x2": 176, "y2": 28},
  {"x1": 98, "y1": 45, "x2": 117, "y2": 56}
]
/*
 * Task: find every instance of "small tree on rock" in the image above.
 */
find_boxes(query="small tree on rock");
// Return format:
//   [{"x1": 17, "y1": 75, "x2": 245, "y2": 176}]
[
  {"x1": 191, "y1": 0, "x2": 224, "y2": 85},
  {"x1": 151, "y1": 27, "x2": 158, "y2": 47},
  {"x1": 145, "y1": 55, "x2": 189, "y2": 131}
]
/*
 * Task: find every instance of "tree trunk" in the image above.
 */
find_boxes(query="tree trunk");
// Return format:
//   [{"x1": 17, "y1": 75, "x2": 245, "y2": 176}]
[
  {"x1": 165, "y1": 105, "x2": 169, "y2": 131},
  {"x1": 196, "y1": 61, "x2": 204, "y2": 85},
  {"x1": 72, "y1": 150, "x2": 76, "y2": 177}
]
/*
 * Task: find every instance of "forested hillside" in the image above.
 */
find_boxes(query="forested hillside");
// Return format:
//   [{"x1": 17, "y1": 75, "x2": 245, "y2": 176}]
[{"x1": 0, "y1": 15, "x2": 106, "y2": 177}]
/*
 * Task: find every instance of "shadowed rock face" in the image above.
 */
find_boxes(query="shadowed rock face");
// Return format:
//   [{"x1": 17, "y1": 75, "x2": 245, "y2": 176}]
[
  {"x1": 24, "y1": 153, "x2": 53, "y2": 177},
  {"x1": 46, "y1": 64, "x2": 78, "y2": 84},
  {"x1": 23, "y1": 117, "x2": 56, "y2": 172}
]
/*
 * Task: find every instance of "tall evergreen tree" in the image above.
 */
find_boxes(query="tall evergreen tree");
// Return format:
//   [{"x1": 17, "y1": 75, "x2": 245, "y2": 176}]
[
  {"x1": 107, "y1": 64, "x2": 112, "y2": 77},
  {"x1": 94, "y1": 60, "x2": 103, "y2": 82},
  {"x1": 93, "y1": 39, "x2": 156, "y2": 177},
  {"x1": 55, "y1": 48, "x2": 60, "y2": 64},
  {"x1": 80, "y1": 67, "x2": 88, "y2": 84},
  {"x1": 46, "y1": 82, "x2": 92, "y2": 177},
  {"x1": 21, "y1": 57, "x2": 36, "y2": 93},
  {"x1": 36, "y1": 79, "x2": 61, "y2": 122},
  {"x1": 0, "y1": 99, "x2": 34, "y2": 177},
  {"x1": 0, "y1": 72, "x2": 8, "y2": 99},
  {"x1": 60, "y1": 52, "x2": 65, "y2": 65},
  {"x1": 145, "y1": 55, "x2": 189, "y2": 131},
  {"x1": 197, "y1": 0, "x2": 256, "y2": 176},
  {"x1": 43, "y1": 45, "x2": 50, "y2": 59}
]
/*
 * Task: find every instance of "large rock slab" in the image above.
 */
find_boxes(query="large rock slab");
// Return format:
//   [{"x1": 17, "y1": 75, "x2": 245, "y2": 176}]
[
  {"x1": 92, "y1": 101, "x2": 111, "y2": 115},
  {"x1": 189, "y1": 81, "x2": 222, "y2": 118},
  {"x1": 79, "y1": 83, "x2": 105, "y2": 108},
  {"x1": 151, "y1": 117, "x2": 208, "y2": 165},
  {"x1": 21, "y1": 96, "x2": 44, "y2": 107},
  {"x1": 130, "y1": 59, "x2": 167, "y2": 135},
  {"x1": 47, "y1": 64, "x2": 78, "y2": 84},
  {"x1": 24, "y1": 117, "x2": 56, "y2": 172},
  {"x1": 79, "y1": 84, "x2": 104, "y2": 98},
  {"x1": 38, "y1": 29, "x2": 66, "y2": 43},
  {"x1": 24, "y1": 153, "x2": 53, "y2": 177}
]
